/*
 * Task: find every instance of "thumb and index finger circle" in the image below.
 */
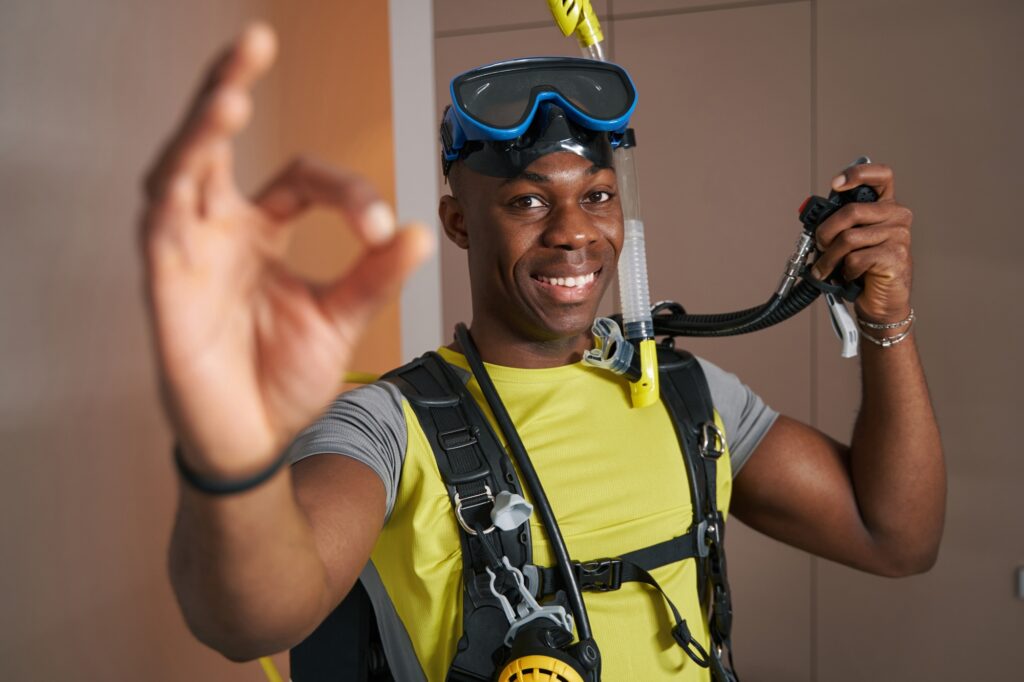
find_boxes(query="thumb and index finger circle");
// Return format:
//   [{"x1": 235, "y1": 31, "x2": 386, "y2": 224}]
[
  {"x1": 252, "y1": 156, "x2": 435, "y2": 336},
  {"x1": 253, "y1": 156, "x2": 398, "y2": 246}
]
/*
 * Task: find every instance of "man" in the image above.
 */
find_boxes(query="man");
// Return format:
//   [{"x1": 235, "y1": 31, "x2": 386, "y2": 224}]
[{"x1": 143, "y1": 25, "x2": 944, "y2": 680}]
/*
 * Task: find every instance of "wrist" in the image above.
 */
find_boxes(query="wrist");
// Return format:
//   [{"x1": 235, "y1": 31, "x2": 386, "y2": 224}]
[
  {"x1": 853, "y1": 303, "x2": 913, "y2": 327},
  {"x1": 174, "y1": 442, "x2": 290, "y2": 495},
  {"x1": 856, "y1": 307, "x2": 916, "y2": 349}
]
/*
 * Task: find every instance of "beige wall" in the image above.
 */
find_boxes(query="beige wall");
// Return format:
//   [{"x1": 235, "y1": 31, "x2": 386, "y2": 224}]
[
  {"x1": 0, "y1": 1, "x2": 398, "y2": 679},
  {"x1": 434, "y1": 0, "x2": 1024, "y2": 679}
]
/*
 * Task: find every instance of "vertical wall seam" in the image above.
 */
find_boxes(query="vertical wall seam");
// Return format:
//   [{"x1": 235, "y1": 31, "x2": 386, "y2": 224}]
[
  {"x1": 391, "y1": 0, "x2": 444, "y2": 359},
  {"x1": 809, "y1": 1, "x2": 819, "y2": 681}
]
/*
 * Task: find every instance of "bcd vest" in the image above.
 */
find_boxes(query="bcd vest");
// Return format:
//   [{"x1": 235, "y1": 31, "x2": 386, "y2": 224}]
[{"x1": 291, "y1": 345, "x2": 738, "y2": 681}]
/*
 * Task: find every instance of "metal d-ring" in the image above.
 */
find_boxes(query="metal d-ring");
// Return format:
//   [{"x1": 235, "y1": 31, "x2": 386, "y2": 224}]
[
  {"x1": 454, "y1": 485, "x2": 496, "y2": 535},
  {"x1": 699, "y1": 421, "x2": 725, "y2": 459}
]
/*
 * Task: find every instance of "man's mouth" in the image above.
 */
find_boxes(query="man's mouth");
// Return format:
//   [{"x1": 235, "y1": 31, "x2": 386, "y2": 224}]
[{"x1": 533, "y1": 270, "x2": 598, "y2": 289}]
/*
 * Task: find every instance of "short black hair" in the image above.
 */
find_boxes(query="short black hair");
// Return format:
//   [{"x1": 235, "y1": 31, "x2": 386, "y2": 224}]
[{"x1": 446, "y1": 160, "x2": 467, "y2": 199}]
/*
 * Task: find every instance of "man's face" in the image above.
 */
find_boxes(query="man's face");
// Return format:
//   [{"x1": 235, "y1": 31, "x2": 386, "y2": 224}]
[{"x1": 443, "y1": 152, "x2": 623, "y2": 346}]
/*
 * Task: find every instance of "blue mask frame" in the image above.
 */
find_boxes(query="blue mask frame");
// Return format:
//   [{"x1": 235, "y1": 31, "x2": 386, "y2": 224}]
[{"x1": 441, "y1": 56, "x2": 638, "y2": 171}]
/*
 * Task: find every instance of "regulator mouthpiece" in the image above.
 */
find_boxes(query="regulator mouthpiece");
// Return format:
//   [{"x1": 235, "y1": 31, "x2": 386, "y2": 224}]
[{"x1": 582, "y1": 317, "x2": 635, "y2": 377}]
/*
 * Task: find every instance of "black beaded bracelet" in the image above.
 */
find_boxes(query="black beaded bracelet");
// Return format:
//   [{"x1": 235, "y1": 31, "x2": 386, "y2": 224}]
[{"x1": 173, "y1": 443, "x2": 289, "y2": 495}]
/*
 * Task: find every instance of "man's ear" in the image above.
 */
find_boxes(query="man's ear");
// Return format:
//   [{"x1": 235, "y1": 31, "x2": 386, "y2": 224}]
[{"x1": 439, "y1": 194, "x2": 469, "y2": 250}]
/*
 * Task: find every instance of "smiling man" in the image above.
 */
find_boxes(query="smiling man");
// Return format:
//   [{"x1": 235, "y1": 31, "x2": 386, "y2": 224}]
[{"x1": 145, "y1": 25, "x2": 945, "y2": 682}]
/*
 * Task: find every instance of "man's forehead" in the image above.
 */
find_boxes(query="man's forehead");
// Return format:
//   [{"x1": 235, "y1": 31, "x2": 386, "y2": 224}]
[{"x1": 499, "y1": 157, "x2": 612, "y2": 186}]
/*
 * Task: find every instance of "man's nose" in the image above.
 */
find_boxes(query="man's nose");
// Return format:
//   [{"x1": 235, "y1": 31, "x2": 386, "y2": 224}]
[{"x1": 541, "y1": 203, "x2": 599, "y2": 250}]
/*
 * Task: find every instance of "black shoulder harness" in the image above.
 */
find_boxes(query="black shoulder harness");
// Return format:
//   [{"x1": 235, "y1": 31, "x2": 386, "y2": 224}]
[
  {"x1": 291, "y1": 346, "x2": 738, "y2": 681},
  {"x1": 385, "y1": 352, "x2": 535, "y2": 680}
]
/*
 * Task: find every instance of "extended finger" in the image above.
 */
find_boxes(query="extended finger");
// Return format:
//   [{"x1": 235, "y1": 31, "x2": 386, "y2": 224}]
[
  {"x1": 254, "y1": 157, "x2": 397, "y2": 246},
  {"x1": 830, "y1": 162, "x2": 895, "y2": 201},
  {"x1": 816, "y1": 201, "x2": 913, "y2": 249},
  {"x1": 317, "y1": 224, "x2": 435, "y2": 342},
  {"x1": 810, "y1": 224, "x2": 907, "y2": 280},
  {"x1": 143, "y1": 23, "x2": 277, "y2": 202}
]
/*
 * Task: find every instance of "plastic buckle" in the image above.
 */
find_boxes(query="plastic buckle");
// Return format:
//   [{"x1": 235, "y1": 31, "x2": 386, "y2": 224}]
[
  {"x1": 438, "y1": 425, "x2": 478, "y2": 451},
  {"x1": 699, "y1": 422, "x2": 725, "y2": 460},
  {"x1": 575, "y1": 558, "x2": 623, "y2": 592},
  {"x1": 695, "y1": 520, "x2": 711, "y2": 558},
  {"x1": 454, "y1": 486, "x2": 495, "y2": 535}
]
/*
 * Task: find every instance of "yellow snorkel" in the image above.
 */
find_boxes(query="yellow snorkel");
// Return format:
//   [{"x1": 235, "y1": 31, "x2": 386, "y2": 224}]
[
  {"x1": 547, "y1": 0, "x2": 606, "y2": 60},
  {"x1": 548, "y1": 0, "x2": 659, "y2": 408}
]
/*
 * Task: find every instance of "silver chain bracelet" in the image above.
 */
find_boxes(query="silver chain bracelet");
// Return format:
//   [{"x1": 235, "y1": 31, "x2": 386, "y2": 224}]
[
  {"x1": 859, "y1": 326, "x2": 913, "y2": 348},
  {"x1": 856, "y1": 307, "x2": 915, "y2": 330}
]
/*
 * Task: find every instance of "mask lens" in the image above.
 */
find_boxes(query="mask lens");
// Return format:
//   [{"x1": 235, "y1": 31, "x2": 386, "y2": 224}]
[{"x1": 456, "y1": 62, "x2": 633, "y2": 129}]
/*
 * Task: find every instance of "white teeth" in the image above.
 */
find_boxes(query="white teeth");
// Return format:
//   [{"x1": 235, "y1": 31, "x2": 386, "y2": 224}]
[{"x1": 538, "y1": 272, "x2": 596, "y2": 288}]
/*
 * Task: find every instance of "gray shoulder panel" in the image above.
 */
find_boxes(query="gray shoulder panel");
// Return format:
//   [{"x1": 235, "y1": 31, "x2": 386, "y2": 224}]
[
  {"x1": 285, "y1": 382, "x2": 408, "y2": 520},
  {"x1": 360, "y1": 561, "x2": 428, "y2": 681},
  {"x1": 696, "y1": 357, "x2": 779, "y2": 476}
]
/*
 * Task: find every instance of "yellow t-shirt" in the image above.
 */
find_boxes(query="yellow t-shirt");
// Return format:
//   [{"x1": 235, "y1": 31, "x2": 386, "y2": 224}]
[{"x1": 370, "y1": 347, "x2": 732, "y2": 681}]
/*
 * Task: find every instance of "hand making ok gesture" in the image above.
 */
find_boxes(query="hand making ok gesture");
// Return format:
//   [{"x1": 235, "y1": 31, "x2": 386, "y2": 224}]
[{"x1": 140, "y1": 24, "x2": 432, "y2": 480}]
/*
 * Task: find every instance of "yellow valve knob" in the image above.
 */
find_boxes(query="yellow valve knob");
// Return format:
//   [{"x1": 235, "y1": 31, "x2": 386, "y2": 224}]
[
  {"x1": 498, "y1": 653, "x2": 586, "y2": 682},
  {"x1": 547, "y1": 0, "x2": 604, "y2": 47},
  {"x1": 629, "y1": 339, "x2": 660, "y2": 408}
]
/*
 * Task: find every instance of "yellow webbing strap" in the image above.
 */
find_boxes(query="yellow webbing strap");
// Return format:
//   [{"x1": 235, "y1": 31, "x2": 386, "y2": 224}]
[{"x1": 343, "y1": 371, "x2": 381, "y2": 385}]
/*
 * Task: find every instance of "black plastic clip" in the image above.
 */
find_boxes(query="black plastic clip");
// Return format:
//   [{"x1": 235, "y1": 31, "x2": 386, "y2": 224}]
[
  {"x1": 574, "y1": 558, "x2": 623, "y2": 592},
  {"x1": 438, "y1": 425, "x2": 478, "y2": 451}
]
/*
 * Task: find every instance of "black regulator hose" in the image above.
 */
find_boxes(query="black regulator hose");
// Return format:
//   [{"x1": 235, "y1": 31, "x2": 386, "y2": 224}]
[
  {"x1": 621, "y1": 176, "x2": 879, "y2": 340},
  {"x1": 454, "y1": 324, "x2": 601, "y2": 676},
  {"x1": 648, "y1": 279, "x2": 822, "y2": 337}
]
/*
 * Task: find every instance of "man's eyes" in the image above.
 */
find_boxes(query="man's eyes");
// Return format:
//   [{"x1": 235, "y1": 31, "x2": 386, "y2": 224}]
[
  {"x1": 508, "y1": 191, "x2": 613, "y2": 209},
  {"x1": 510, "y1": 195, "x2": 546, "y2": 209}
]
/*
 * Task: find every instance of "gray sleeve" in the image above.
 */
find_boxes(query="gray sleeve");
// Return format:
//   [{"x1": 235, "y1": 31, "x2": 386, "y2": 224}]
[
  {"x1": 696, "y1": 357, "x2": 779, "y2": 476},
  {"x1": 285, "y1": 382, "x2": 408, "y2": 520}
]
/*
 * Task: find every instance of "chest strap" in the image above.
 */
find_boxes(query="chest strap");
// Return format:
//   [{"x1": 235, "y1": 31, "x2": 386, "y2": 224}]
[
  {"x1": 536, "y1": 531, "x2": 714, "y2": 668},
  {"x1": 536, "y1": 531, "x2": 707, "y2": 597}
]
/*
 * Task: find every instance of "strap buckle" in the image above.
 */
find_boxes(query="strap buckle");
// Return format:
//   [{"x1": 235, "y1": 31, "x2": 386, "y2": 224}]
[
  {"x1": 574, "y1": 558, "x2": 623, "y2": 592},
  {"x1": 699, "y1": 421, "x2": 725, "y2": 459},
  {"x1": 438, "y1": 425, "x2": 478, "y2": 451},
  {"x1": 695, "y1": 520, "x2": 711, "y2": 558},
  {"x1": 454, "y1": 485, "x2": 495, "y2": 535}
]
